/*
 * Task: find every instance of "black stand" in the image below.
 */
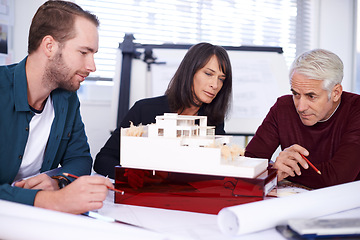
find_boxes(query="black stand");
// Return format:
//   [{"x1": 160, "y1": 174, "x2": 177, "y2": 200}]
[{"x1": 117, "y1": 34, "x2": 141, "y2": 126}]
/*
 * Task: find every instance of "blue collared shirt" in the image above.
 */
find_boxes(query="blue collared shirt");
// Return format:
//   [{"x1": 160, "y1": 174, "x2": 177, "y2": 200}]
[{"x1": 0, "y1": 57, "x2": 92, "y2": 205}]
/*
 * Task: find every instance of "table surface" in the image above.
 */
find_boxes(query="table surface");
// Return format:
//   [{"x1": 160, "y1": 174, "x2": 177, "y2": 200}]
[
  {"x1": 1, "y1": 184, "x2": 359, "y2": 240},
  {"x1": 98, "y1": 191, "x2": 360, "y2": 240}
]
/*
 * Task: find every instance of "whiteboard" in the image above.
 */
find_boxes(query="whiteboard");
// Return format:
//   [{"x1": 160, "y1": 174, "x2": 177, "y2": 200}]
[
  {"x1": 124, "y1": 46, "x2": 290, "y2": 135},
  {"x1": 225, "y1": 50, "x2": 290, "y2": 134}
]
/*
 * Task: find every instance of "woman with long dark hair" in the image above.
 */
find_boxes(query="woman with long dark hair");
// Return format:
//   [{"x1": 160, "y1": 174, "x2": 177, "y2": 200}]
[{"x1": 94, "y1": 42, "x2": 232, "y2": 179}]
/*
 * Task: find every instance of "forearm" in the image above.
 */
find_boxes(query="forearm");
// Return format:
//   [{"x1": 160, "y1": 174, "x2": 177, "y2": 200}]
[
  {"x1": 245, "y1": 133, "x2": 279, "y2": 160},
  {"x1": 245, "y1": 117, "x2": 280, "y2": 160},
  {"x1": 0, "y1": 184, "x2": 39, "y2": 206},
  {"x1": 60, "y1": 156, "x2": 92, "y2": 177},
  {"x1": 34, "y1": 190, "x2": 62, "y2": 212},
  {"x1": 94, "y1": 151, "x2": 119, "y2": 179},
  {"x1": 94, "y1": 129, "x2": 120, "y2": 179}
]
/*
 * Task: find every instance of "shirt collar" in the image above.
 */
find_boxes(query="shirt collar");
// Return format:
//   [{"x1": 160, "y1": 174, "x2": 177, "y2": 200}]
[
  {"x1": 14, "y1": 57, "x2": 30, "y2": 112},
  {"x1": 318, "y1": 100, "x2": 341, "y2": 123}
]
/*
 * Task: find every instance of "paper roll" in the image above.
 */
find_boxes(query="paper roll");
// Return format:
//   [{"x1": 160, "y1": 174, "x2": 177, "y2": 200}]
[{"x1": 217, "y1": 180, "x2": 360, "y2": 236}]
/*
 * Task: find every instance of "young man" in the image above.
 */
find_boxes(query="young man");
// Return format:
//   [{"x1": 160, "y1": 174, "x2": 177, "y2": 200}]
[
  {"x1": 245, "y1": 49, "x2": 360, "y2": 189},
  {"x1": 0, "y1": 1, "x2": 113, "y2": 214}
]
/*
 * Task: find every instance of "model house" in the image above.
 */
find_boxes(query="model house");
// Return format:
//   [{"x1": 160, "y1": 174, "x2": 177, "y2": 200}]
[{"x1": 120, "y1": 113, "x2": 268, "y2": 178}]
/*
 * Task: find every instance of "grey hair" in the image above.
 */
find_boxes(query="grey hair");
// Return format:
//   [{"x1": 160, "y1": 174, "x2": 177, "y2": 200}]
[{"x1": 289, "y1": 49, "x2": 343, "y2": 96}]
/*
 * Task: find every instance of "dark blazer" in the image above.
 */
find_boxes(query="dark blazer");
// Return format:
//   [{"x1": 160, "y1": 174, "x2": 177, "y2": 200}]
[{"x1": 94, "y1": 95, "x2": 225, "y2": 178}]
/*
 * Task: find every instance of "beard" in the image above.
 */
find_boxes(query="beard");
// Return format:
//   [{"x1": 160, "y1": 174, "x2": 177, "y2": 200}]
[{"x1": 43, "y1": 50, "x2": 81, "y2": 92}]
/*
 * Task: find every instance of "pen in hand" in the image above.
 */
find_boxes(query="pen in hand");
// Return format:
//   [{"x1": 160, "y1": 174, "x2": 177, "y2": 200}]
[
  {"x1": 63, "y1": 173, "x2": 125, "y2": 195},
  {"x1": 300, "y1": 154, "x2": 321, "y2": 175}
]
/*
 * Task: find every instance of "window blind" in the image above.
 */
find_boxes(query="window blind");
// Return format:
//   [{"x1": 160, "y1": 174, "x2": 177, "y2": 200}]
[{"x1": 75, "y1": 0, "x2": 312, "y2": 80}]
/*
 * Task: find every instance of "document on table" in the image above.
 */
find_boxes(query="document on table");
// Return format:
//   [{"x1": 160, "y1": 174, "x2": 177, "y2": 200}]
[
  {"x1": 217, "y1": 180, "x2": 360, "y2": 236},
  {"x1": 267, "y1": 180, "x2": 311, "y2": 197},
  {"x1": 287, "y1": 218, "x2": 360, "y2": 238}
]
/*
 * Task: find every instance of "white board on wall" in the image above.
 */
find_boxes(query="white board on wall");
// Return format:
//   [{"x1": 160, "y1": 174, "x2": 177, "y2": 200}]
[{"x1": 225, "y1": 50, "x2": 290, "y2": 134}]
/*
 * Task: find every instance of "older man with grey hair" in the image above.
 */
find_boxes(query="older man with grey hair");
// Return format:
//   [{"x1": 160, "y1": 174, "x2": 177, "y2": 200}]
[{"x1": 245, "y1": 49, "x2": 360, "y2": 189}]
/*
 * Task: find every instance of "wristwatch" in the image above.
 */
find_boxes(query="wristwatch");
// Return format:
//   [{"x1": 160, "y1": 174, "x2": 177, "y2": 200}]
[{"x1": 51, "y1": 175, "x2": 70, "y2": 189}]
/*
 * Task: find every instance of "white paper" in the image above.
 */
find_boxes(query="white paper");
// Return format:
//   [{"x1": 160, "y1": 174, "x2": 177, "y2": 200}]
[
  {"x1": 217, "y1": 180, "x2": 360, "y2": 236},
  {"x1": 0, "y1": 199, "x2": 186, "y2": 240}
]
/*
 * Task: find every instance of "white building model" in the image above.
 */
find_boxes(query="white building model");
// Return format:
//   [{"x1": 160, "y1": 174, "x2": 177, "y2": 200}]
[{"x1": 120, "y1": 113, "x2": 268, "y2": 178}]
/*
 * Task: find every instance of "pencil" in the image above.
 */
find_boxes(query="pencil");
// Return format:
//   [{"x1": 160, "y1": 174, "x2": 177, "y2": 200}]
[
  {"x1": 63, "y1": 173, "x2": 125, "y2": 195},
  {"x1": 300, "y1": 154, "x2": 321, "y2": 175}
]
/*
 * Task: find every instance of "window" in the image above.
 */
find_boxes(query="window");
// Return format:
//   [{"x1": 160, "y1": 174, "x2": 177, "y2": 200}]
[
  {"x1": 207, "y1": 128, "x2": 215, "y2": 136},
  {"x1": 183, "y1": 130, "x2": 190, "y2": 137},
  {"x1": 75, "y1": 0, "x2": 312, "y2": 80}
]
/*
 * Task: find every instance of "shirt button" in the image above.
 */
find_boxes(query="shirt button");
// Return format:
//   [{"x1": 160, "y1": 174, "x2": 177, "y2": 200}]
[
  {"x1": 19, "y1": 155, "x2": 22, "y2": 159},
  {"x1": 25, "y1": 127, "x2": 29, "y2": 131},
  {"x1": 67, "y1": 133, "x2": 71, "y2": 137}
]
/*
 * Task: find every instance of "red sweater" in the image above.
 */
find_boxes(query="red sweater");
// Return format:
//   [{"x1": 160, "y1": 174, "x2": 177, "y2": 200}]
[{"x1": 245, "y1": 92, "x2": 360, "y2": 189}]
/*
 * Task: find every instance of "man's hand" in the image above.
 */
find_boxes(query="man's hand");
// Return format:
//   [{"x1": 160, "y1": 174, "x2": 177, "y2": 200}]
[
  {"x1": 274, "y1": 144, "x2": 309, "y2": 181},
  {"x1": 34, "y1": 175, "x2": 113, "y2": 214},
  {"x1": 14, "y1": 173, "x2": 59, "y2": 190}
]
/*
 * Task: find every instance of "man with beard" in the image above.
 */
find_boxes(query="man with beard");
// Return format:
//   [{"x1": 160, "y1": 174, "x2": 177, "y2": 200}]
[{"x1": 0, "y1": 1, "x2": 113, "y2": 214}]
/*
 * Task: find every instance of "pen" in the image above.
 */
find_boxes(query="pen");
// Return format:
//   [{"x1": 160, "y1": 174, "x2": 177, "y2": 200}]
[
  {"x1": 82, "y1": 211, "x2": 148, "y2": 229},
  {"x1": 300, "y1": 154, "x2": 321, "y2": 175},
  {"x1": 63, "y1": 173, "x2": 125, "y2": 195}
]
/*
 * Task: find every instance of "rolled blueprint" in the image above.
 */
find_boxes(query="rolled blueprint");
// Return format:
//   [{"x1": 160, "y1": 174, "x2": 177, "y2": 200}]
[{"x1": 217, "y1": 180, "x2": 360, "y2": 236}]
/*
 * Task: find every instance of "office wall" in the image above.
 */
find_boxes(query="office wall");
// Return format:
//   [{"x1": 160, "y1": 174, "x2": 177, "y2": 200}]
[
  {"x1": 315, "y1": 0, "x2": 356, "y2": 92},
  {"x1": 13, "y1": 0, "x2": 45, "y2": 63},
  {"x1": 12, "y1": 0, "x2": 357, "y2": 159}
]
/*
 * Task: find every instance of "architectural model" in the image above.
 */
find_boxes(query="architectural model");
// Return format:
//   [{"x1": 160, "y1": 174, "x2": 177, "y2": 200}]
[{"x1": 120, "y1": 113, "x2": 268, "y2": 178}]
